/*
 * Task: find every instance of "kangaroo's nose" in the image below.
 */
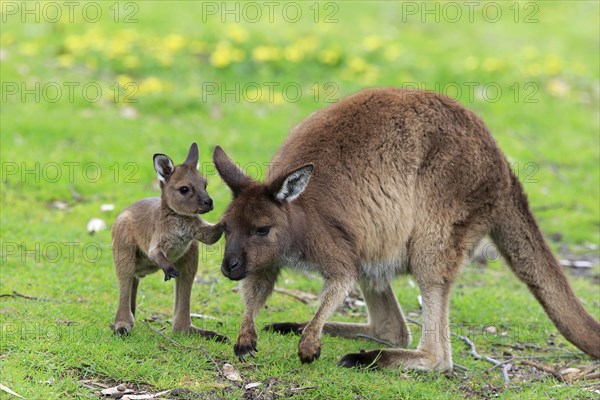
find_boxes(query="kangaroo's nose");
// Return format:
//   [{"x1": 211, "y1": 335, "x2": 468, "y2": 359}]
[
  {"x1": 204, "y1": 198, "x2": 213, "y2": 207},
  {"x1": 228, "y1": 259, "x2": 239, "y2": 271}
]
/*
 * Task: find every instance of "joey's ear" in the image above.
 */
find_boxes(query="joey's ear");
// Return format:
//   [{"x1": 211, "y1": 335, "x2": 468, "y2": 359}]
[
  {"x1": 153, "y1": 154, "x2": 175, "y2": 183},
  {"x1": 271, "y1": 164, "x2": 313, "y2": 203},
  {"x1": 213, "y1": 145, "x2": 253, "y2": 195},
  {"x1": 184, "y1": 142, "x2": 199, "y2": 167}
]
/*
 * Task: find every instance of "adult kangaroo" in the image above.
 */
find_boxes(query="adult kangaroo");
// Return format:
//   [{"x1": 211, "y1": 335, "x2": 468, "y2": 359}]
[{"x1": 213, "y1": 88, "x2": 600, "y2": 370}]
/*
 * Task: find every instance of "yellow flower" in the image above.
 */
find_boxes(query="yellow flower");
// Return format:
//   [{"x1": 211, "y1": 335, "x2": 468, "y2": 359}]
[
  {"x1": 284, "y1": 45, "x2": 303, "y2": 63},
  {"x1": 227, "y1": 25, "x2": 248, "y2": 43},
  {"x1": 319, "y1": 49, "x2": 340, "y2": 65},
  {"x1": 546, "y1": 78, "x2": 570, "y2": 98},
  {"x1": 482, "y1": 57, "x2": 503, "y2": 73},
  {"x1": 117, "y1": 75, "x2": 133, "y2": 87},
  {"x1": 572, "y1": 61, "x2": 588, "y2": 76},
  {"x1": 295, "y1": 36, "x2": 318, "y2": 52},
  {"x1": 106, "y1": 39, "x2": 130, "y2": 59},
  {"x1": 1, "y1": 32, "x2": 15, "y2": 46},
  {"x1": 383, "y1": 46, "x2": 402, "y2": 61},
  {"x1": 65, "y1": 35, "x2": 86, "y2": 53},
  {"x1": 210, "y1": 42, "x2": 239, "y2": 68},
  {"x1": 524, "y1": 63, "x2": 541, "y2": 77},
  {"x1": 139, "y1": 77, "x2": 164, "y2": 95},
  {"x1": 123, "y1": 55, "x2": 139, "y2": 69},
  {"x1": 544, "y1": 55, "x2": 562, "y2": 75},
  {"x1": 318, "y1": 49, "x2": 339, "y2": 65},
  {"x1": 349, "y1": 57, "x2": 367, "y2": 73},
  {"x1": 464, "y1": 56, "x2": 479, "y2": 71},
  {"x1": 156, "y1": 52, "x2": 173, "y2": 66},
  {"x1": 19, "y1": 42, "x2": 38, "y2": 56},
  {"x1": 362, "y1": 35, "x2": 382, "y2": 51},
  {"x1": 85, "y1": 57, "x2": 98, "y2": 71},
  {"x1": 190, "y1": 40, "x2": 207, "y2": 53},
  {"x1": 252, "y1": 46, "x2": 280, "y2": 62},
  {"x1": 57, "y1": 54, "x2": 74, "y2": 68},
  {"x1": 163, "y1": 34, "x2": 185, "y2": 52},
  {"x1": 271, "y1": 92, "x2": 285, "y2": 105},
  {"x1": 364, "y1": 66, "x2": 380, "y2": 85},
  {"x1": 521, "y1": 46, "x2": 539, "y2": 60}
]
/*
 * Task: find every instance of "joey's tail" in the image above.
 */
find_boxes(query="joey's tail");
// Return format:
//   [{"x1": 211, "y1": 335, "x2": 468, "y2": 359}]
[{"x1": 490, "y1": 173, "x2": 600, "y2": 358}]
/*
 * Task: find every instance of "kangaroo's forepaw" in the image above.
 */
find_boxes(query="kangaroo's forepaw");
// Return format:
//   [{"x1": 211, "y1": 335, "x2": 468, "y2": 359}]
[
  {"x1": 234, "y1": 337, "x2": 258, "y2": 362},
  {"x1": 164, "y1": 269, "x2": 181, "y2": 281},
  {"x1": 298, "y1": 336, "x2": 321, "y2": 364},
  {"x1": 339, "y1": 349, "x2": 381, "y2": 369},
  {"x1": 263, "y1": 322, "x2": 304, "y2": 335}
]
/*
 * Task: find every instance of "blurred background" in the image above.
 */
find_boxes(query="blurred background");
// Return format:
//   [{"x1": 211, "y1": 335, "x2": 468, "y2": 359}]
[{"x1": 1, "y1": 1, "x2": 599, "y2": 398}]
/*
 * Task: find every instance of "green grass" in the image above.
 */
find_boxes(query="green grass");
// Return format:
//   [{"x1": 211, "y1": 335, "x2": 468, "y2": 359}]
[{"x1": 1, "y1": 1, "x2": 599, "y2": 399}]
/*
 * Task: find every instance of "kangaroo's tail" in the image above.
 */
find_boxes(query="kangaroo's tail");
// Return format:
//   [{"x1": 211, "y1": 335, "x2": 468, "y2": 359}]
[{"x1": 490, "y1": 172, "x2": 600, "y2": 358}]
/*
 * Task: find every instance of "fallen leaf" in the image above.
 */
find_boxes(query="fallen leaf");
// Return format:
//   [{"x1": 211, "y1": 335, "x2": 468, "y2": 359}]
[
  {"x1": 222, "y1": 363, "x2": 241, "y2": 382},
  {"x1": 120, "y1": 106, "x2": 138, "y2": 120},
  {"x1": 122, "y1": 390, "x2": 171, "y2": 400},
  {"x1": 49, "y1": 200, "x2": 69, "y2": 210},
  {"x1": 101, "y1": 204, "x2": 115, "y2": 212},
  {"x1": 485, "y1": 326, "x2": 497, "y2": 335},
  {"x1": 87, "y1": 218, "x2": 107, "y2": 235},
  {"x1": 101, "y1": 385, "x2": 135, "y2": 396},
  {"x1": 245, "y1": 382, "x2": 262, "y2": 390}
]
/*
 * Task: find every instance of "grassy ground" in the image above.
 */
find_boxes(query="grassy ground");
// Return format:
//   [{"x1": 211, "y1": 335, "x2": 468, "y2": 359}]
[{"x1": 1, "y1": 1, "x2": 599, "y2": 399}]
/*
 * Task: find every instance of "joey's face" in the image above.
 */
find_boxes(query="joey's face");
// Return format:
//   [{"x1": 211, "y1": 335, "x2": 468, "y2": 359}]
[
  {"x1": 153, "y1": 143, "x2": 214, "y2": 216},
  {"x1": 165, "y1": 165, "x2": 213, "y2": 215},
  {"x1": 220, "y1": 186, "x2": 289, "y2": 280}
]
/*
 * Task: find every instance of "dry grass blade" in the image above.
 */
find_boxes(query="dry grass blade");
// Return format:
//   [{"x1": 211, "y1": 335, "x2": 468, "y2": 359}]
[
  {"x1": 141, "y1": 321, "x2": 222, "y2": 376},
  {"x1": 0, "y1": 383, "x2": 25, "y2": 398}
]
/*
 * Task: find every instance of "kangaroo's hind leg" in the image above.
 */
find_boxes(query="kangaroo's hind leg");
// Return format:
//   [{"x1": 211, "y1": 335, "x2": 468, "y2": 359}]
[
  {"x1": 113, "y1": 239, "x2": 138, "y2": 335},
  {"x1": 265, "y1": 279, "x2": 411, "y2": 348}
]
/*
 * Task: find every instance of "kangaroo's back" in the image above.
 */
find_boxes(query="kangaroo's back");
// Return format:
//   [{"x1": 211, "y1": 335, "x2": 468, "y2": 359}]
[{"x1": 268, "y1": 88, "x2": 510, "y2": 262}]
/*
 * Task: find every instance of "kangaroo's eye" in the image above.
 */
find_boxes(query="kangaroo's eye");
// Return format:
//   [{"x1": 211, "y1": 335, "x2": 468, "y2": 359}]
[
  {"x1": 255, "y1": 226, "x2": 271, "y2": 236},
  {"x1": 179, "y1": 186, "x2": 189, "y2": 194}
]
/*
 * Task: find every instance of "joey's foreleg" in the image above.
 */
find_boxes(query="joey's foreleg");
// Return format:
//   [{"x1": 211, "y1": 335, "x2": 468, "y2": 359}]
[
  {"x1": 235, "y1": 270, "x2": 277, "y2": 361},
  {"x1": 194, "y1": 221, "x2": 224, "y2": 245},
  {"x1": 149, "y1": 247, "x2": 180, "y2": 281}
]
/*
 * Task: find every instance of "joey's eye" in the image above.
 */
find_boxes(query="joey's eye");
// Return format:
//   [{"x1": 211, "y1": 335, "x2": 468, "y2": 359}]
[
  {"x1": 255, "y1": 226, "x2": 271, "y2": 236},
  {"x1": 179, "y1": 186, "x2": 189, "y2": 194}
]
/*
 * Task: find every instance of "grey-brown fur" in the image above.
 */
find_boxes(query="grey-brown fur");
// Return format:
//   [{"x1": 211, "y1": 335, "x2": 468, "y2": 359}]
[
  {"x1": 112, "y1": 143, "x2": 226, "y2": 342},
  {"x1": 213, "y1": 88, "x2": 600, "y2": 369}
]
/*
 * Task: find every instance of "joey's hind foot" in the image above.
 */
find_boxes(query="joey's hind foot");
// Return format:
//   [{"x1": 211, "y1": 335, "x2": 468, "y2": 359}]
[
  {"x1": 113, "y1": 321, "x2": 134, "y2": 336},
  {"x1": 163, "y1": 268, "x2": 181, "y2": 281},
  {"x1": 263, "y1": 322, "x2": 305, "y2": 335},
  {"x1": 176, "y1": 325, "x2": 230, "y2": 343}
]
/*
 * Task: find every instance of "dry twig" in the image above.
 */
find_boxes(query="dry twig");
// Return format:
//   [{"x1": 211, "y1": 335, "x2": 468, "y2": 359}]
[
  {"x1": 406, "y1": 317, "x2": 510, "y2": 385},
  {"x1": 0, "y1": 290, "x2": 62, "y2": 302},
  {"x1": 273, "y1": 287, "x2": 317, "y2": 304}
]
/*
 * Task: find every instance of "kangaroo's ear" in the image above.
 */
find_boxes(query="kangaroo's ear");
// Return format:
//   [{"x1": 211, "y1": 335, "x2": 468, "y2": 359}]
[
  {"x1": 154, "y1": 154, "x2": 175, "y2": 183},
  {"x1": 213, "y1": 145, "x2": 253, "y2": 195},
  {"x1": 270, "y1": 164, "x2": 314, "y2": 203},
  {"x1": 184, "y1": 142, "x2": 199, "y2": 167}
]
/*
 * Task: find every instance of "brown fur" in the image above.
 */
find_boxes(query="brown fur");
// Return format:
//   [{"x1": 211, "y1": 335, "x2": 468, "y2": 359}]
[
  {"x1": 213, "y1": 88, "x2": 600, "y2": 369},
  {"x1": 112, "y1": 143, "x2": 226, "y2": 342}
]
